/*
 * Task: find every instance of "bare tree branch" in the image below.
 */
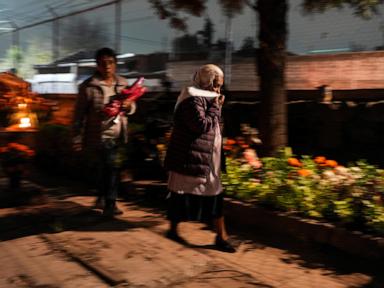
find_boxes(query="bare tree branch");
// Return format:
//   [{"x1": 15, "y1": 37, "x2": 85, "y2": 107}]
[{"x1": 302, "y1": 0, "x2": 384, "y2": 19}]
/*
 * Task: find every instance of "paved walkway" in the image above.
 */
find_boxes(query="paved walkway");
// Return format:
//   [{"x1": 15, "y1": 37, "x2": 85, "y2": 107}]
[{"x1": 0, "y1": 178, "x2": 383, "y2": 287}]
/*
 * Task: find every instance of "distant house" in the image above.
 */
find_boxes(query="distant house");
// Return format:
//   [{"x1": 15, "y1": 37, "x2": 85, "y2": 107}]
[{"x1": 30, "y1": 73, "x2": 77, "y2": 94}]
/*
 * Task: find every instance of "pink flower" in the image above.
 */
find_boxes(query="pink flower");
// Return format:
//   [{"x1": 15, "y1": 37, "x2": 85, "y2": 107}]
[
  {"x1": 250, "y1": 160, "x2": 262, "y2": 169},
  {"x1": 243, "y1": 149, "x2": 262, "y2": 168}
]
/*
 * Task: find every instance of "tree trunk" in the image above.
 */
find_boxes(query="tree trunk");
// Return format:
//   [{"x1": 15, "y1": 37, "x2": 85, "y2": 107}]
[{"x1": 257, "y1": 0, "x2": 288, "y2": 156}]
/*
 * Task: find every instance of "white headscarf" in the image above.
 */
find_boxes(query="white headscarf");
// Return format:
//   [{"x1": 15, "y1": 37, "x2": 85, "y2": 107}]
[
  {"x1": 175, "y1": 64, "x2": 224, "y2": 110},
  {"x1": 193, "y1": 64, "x2": 224, "y2": 90}
]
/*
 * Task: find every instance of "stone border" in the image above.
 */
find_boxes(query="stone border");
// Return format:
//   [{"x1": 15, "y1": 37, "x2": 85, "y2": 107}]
[
  {"x1": 127, "y1": 180, "x2": 384, "y2": 260},
  {"x1": 224, "y1": 198, "x2": 384, "y2": 260}
]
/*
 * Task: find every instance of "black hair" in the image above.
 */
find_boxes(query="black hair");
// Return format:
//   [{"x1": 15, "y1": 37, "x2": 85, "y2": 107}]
[{"x1": 95, "y1": 47, "x2": 117, "y2": 64}]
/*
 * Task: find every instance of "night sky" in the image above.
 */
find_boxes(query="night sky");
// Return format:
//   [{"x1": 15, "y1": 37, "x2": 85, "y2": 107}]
[{"x1": 0, "y1": 0, "x2": 382, "y2": 57}]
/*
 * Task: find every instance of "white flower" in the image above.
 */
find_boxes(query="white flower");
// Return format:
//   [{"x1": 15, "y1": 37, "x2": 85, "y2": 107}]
[
  {"x1": 350, "y1": 167, "x2": 362, "y2": 173},
  {"x1": 323, "y1": 170, "x2": 336, "y2": 179},
  {"x1": 334, "y1": 166, "x2": 349, "y2": 176}
]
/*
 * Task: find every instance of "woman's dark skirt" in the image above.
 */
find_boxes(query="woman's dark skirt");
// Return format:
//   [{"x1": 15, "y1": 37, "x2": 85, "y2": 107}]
[{"x1": 167, "y1": 191, "x2": 224, "y2": 223}]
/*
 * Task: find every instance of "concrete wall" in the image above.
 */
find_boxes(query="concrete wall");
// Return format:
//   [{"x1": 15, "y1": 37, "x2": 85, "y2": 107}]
[{"x1": 167, "y1": 51, "x2": 384, "y2": 91}]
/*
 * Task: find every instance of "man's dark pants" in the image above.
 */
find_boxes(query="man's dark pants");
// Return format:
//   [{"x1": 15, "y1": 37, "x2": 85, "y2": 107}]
[{"x1": 97, "y1": 139, "x2": 122, "y2": 210}]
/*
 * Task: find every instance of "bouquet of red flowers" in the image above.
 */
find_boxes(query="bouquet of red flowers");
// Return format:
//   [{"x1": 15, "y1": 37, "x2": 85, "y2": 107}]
[{"x1": 103, "y1": 77, "x2": 147, "y2": 117}]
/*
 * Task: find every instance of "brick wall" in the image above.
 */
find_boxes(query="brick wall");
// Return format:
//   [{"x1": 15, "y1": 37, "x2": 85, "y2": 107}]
[
  {"x1": 288, "y1": 51, "x2": 384, "y2": 90},
  {"x1": 167, "y1": 51, "x2": 384, "y2": 91}
]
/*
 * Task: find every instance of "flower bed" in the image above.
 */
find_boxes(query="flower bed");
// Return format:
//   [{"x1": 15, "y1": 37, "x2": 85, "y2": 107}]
[
  {"x1": 0, "y1": 142, "x2": 35, "y2": 168},
  {"x1": 222, "y1": 141, "x2": 384, "y2": 237},
  {"x1": 0, "y1": 142, "x2": 35, "y2": 190}
]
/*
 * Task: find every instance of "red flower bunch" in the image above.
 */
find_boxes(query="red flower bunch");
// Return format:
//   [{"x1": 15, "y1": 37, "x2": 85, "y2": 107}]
[
  {"x1": 103, "y1": 77, "x2": 147, "y2": 117},
  {"x1": 121, "y1": 77, "x2": 147, "y2": 102},
  {"x1": 103, "y1": 99, "x2": 123, "y2": 117}
]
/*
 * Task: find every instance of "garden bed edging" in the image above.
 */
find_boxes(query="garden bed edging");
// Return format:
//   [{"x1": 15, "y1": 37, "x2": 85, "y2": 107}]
[
  {"x1": 224, "y1": 198, "x2": 384, "y2": 260},
  {"x1": 125, "y1": 180, "x2": 384, "y2": 260}
]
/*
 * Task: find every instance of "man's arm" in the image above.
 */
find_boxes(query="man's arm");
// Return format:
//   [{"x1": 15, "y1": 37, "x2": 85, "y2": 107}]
[
  {"x1": 122, "y1": 99, "x2": 136, "y2": 115},
  {"x1": 72, "y1": 83, "x2": 88, "y2": 151}
]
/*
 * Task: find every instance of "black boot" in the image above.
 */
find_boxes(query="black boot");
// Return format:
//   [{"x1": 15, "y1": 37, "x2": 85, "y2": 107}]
[
  {"x1": 103, "y1": 200, "x2": 123, "y2": 217},
  {"x1": 214, "y1": 235, "x2": 236, "y2": 253},
  {"x1": 113, "y1": 204, "x2": 123, "y2": 215},
  {"x1": 93, "y1": 197, "x2": 105, "y2": 209}
]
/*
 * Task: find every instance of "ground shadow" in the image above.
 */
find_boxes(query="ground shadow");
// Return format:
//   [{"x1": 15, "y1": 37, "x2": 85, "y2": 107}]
[
  {"x1": 5, "y1": 168, "x2": 384, "y2": 288},
  {"x1": 120, "y1": 188, "x2": 384, "y2": 288},
  {"x1": 0, "y1": 199, "x2": 161, "y2": 242},
  {"x1": 225, "y1": 217, "x2": 384, "y2": 288}
]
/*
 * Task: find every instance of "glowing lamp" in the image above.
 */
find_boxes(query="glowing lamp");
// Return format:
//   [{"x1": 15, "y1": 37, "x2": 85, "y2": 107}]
[{"x1": 19, "y1": 117, "x2": 32, "y2": 128}]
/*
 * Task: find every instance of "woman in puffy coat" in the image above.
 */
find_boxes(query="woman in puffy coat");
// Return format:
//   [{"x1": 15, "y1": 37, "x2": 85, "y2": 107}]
[{"x1": 164, "y1": 64, "x2": 235, "y2": 253}]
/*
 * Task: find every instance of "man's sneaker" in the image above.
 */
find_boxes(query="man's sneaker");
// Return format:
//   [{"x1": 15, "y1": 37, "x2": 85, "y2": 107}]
[
  {"x1": 214, "y1": 236, "x2": 236, "y2": 253},
  {"x1": 103, "y1": 201, "x2": 124, "y2": 217}
]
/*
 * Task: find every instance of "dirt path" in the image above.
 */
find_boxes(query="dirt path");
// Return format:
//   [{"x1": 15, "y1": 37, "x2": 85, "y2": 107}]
[{"x1": 0, "y1": 184, "x2": 383, "y2": 287}]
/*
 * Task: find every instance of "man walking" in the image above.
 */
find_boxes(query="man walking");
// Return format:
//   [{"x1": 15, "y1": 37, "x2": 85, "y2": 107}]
[{"x1": 72, "y1": 47, "x2": 136, "y2": 217}]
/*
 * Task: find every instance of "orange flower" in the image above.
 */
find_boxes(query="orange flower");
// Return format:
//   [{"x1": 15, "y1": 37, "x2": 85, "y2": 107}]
[
  {"x1": 0, "y1": 146, "x2": 8, "y2": 153},
  {"x1": 287, "y1": 157, "x2": 302, "y2": 167},
  {"x1": 7, "y1": 142, "x2": 19, "y2": 149},
  {"x1": 298, "y1": 169, "x2": 312, "y2": 177},
  {"x1": 236, "y1": 138, "x2": 246, "y2": 145},
  {"x1": 2, "y1": 142, "x2": 35, "y2": 159},
  {"x1": 223, "y1": 145, "x2": 232, "y2": 151},
  {"x1": 7, "y1": 142, "x2": 29, "y2": 151},
  {"x1": 226, "y1": 139, "x2": 236, "y2": 145},
  {"x1": 241, "y1": 144, "x2": 249, "y2": 149},
  {"x1": 314, "y1": 156, "x2": 326, "y2": 164},
  {"x1": 325, "y1": 160, "x2": 338, "y2": 168}
]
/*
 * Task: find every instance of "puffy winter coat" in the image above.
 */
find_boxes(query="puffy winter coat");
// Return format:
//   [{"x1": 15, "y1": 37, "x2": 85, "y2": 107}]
[{"x1": 164, "y1": 87, "x2": 222, "y2": 177}]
